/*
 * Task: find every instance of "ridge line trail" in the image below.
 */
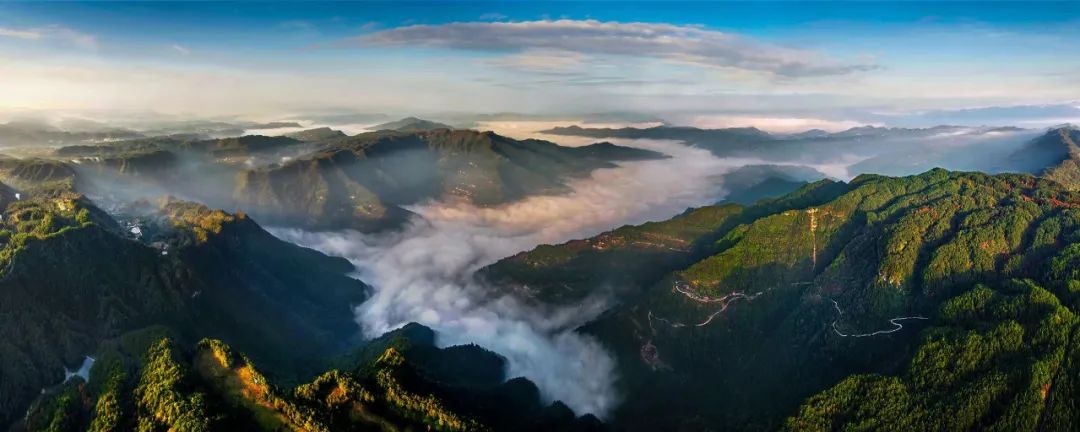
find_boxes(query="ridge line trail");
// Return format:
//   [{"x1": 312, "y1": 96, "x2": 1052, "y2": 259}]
[{"x1": 828, "y1": 298, "x2": 928, "y2": 338}]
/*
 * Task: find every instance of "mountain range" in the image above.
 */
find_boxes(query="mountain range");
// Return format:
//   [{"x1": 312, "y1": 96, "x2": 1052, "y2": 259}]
[
  {"x1": 482, "y1": 166, "x2": 1080, "y2": 430},
  {"x1": 0, "y1": 161, "x2": 596, "y2": 431},
  {"x1": 4, "y1": 117, "x2": 1080, "y2": 431},
  {"x1": 231, "y1": 129, "x2": 664, "y2": 231}
]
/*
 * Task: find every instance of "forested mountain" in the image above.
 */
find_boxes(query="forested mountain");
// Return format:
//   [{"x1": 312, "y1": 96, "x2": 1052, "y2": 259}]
[
  {"x1": 484, "y1": 168, "x2": 1080, "y2": 430},
  {"x1": 232, "y1": 129, "x2": 664, "y2": 231},
  {"x1": 7, "y1": 117, "x2": 1080, "y2": 431},
  {"x1": 285, "y1": 127, "x2": 348, "y2": 142},
  {"x1": 0, "y1": 178, "x2": 369, "y2": 428},
  {"x1": 20, "y1": 325, "x2": 601, "y2": 432},
  {"x1": 0, "y1": 151, "x2": 618, "y2": 432},
  {"x1": 1011, "y1": 126, "x2": 1080, "y2": 190}
]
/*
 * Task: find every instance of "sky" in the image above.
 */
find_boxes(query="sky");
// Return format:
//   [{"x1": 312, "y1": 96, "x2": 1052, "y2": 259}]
[{"x1": 1, "y1": 1, "x2": 1079, "y2": 130}]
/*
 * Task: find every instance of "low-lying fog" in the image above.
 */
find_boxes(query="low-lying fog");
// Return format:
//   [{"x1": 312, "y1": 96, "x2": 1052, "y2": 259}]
[
  {"x1": 268, "y1": 115, "x2": 977, "y2": 417},
  {"x1": 32, "y1": 115, "x2": 1050, "y2": 419},
  {"x1": 272, "y1": 137, "x2": 770, "y2": 418}
]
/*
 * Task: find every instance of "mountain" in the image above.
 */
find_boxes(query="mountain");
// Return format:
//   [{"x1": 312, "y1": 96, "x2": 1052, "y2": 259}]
[
  {"x1": 370, "y1": 117, "x2": 453, "y2": 132},
  {"x1": 55, "y1": 135, "x2": 308, "y2": 165},
  {"x1": 483, "y1": 168, "x2": 1080, "y2": 430},
  {"x1": 0, "y1": 156, "x2": 77, "y2": 191},
  {"x1": 0, "y1": 121, "x2": 143, "y2": 147},
  {"x1": 542, "y1": 124, "x2": 772, "y2": 149},
  {"x1": 285, "y1": 127, "x2": 347, "y2": 142},
  {"x1": 52, "y1": 128, "x2": 664, "y2": 232},
  {"x1": 132, "y1": 120, "x2": 303, "y2": 138},
  {"x1": 717, "y1": 164, "x2": 827, "y2": 205},
  {"x1": 233, "y1": 129, "x2": 666, "y2": 231},
  {"x1": 541, "y1": 124, "x2": 1037, "y2": 172},
  {"x1": 0, "y1": 189, "x2": 369, "y2": 427},
  {"x1": 21, "y1": 324, "x2": 602, "y2": 432},
  {"x1": 0, "y1": 155, "x2": 607, "y2": 430},
  {"x1": 784, "y1": 128, "x2": 830, "y2": 139},
  {"x1": 1011, "y1": 126, "x2": 1080, "y2": 190}
]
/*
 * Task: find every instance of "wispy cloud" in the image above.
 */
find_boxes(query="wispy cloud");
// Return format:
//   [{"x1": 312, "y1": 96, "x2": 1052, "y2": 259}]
[
  {"x1": 0, "y1": 27, "x2": 40, "y2": 40},
  {"x1": 479, "y1": 12, "x2": 508, "y2": 21},
  {"x1": 349, "y1": 19, "x2": 878, "y2": 78},
  {"x1": 170, "y1": 44, "x2": 191, "y2": 55},
  {"x1": 489, "y1": 49, "x2": 587, "y2": 73},
  {"x1": 359, "y1": 21, "x2": 382, "y2": 32},
  {"x1": 0, "y1": 25, "x2": 96, "y2": 49}
]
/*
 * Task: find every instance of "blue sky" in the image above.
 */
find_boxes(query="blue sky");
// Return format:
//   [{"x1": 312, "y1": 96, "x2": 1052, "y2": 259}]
[{"x1": 1, "y1": 1, "x2": 1078, "y2": 129}]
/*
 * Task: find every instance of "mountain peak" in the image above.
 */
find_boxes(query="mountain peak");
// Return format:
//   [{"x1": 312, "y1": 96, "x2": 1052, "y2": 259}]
[
  {"x1": 285, "y1": 126, "x2": 346, "y2": 142},
  {"x1": 371, "y1": 117, "x2": 453, "y2": 132}
]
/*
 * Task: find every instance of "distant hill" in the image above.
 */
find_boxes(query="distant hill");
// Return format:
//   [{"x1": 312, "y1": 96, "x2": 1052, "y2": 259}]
[
  {"x1": 53, "y1": 129, "x2": 667, "y2": 232},
  {"x1": 233, "y1": 129, "x2": 666, "y2": 231},
  {"x1": 370, "y1": 116, "x2": 453, "y2": 132},
  {"x1": 285, "y1": 127, "x2": 347, "y2": 142},
  {"x1": 0, "y1": 121, "x2": 143, "y2": 147},
  {"x1": 1011, "y1": 126, "x2": 1080, "y2": 189},
  {"x1": 543, "y1": 124, "x2": 772, "y2": 145},
  {"x1": 56, "y1": 135, "x2": 306, "y2": 161},
  {"x1": 717, "y1": 164, "x2": 827, "y2": 205}
]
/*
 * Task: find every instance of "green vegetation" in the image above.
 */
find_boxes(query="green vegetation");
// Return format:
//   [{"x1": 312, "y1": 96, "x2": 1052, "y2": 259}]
[
  {"x1": 481, "y1": 203, "x2": 747, "y2": 305},
  {"x1": 17, "y1": 329, "x2": 601, "y2": 432},
  {"x1": 489, "y1": 167, "x2": 1080, "y2": 430},
  {"x1": 0, "y1": 156, "x2": 77, "y2": 192},
  {"x1": 786, "y1": 280, "x2": 1077, "y2": 431},
  {"x1": 0, "y1": 189, "x2": 367, "y2": 427},
  {"x1": 135, "y1": 338, "x2": 217, "y2": 431},
  {"x1": 1011, "y1": 127, "x2": 1080, "y2": 190},
  {"x1": 1042, "y1": 128, "x2": 1080, "y2": 190}
]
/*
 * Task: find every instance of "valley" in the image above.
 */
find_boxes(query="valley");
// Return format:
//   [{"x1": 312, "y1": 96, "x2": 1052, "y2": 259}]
[
  {"x1": 4, "y1": 3, "x2": 1080, "y2": 431},
  {"x1": 3, "y1": 118, "x2": 1080, "y2": 432}
]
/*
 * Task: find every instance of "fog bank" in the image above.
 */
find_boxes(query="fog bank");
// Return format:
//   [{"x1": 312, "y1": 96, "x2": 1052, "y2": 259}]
[{"x1": 271, "y1": 138, "x2": 779, "y2": 417}]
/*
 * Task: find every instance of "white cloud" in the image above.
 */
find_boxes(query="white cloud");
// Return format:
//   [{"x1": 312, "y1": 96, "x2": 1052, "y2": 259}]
[
  {"x1": 350, "y1": 19, "x2": 877, "y2": 77},
  {"x1": 170, "y1": 44, "x2": 191, "y2": 55},
  {"x1": 489, "y1": 49, "x2": 587, "y2": 73},
  {"x1": 0, "y1": 25, "x2": 96, "y2": 49},
  {"x1": 0, "y1": 27, "x2": 41, "y2": 40}
]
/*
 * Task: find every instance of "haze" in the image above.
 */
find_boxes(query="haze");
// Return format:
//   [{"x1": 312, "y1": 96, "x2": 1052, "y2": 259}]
[{"x1": 1, "y1": 2, "x2": 1078, "y2": 129}]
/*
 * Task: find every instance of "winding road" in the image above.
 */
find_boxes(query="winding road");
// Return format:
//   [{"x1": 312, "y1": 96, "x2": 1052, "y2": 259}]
[
  {"x1": 828, "y1": 298, "x2": 929, "y2": 338},
  {"x1": 650, "y1": 281, "x2": 762, "y2": 328}
]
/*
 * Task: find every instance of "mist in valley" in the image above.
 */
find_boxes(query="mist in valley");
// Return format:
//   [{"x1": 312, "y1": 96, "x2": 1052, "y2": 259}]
[{"x1": 0, "y1": 113, "x2": 1058, "y2": 419}]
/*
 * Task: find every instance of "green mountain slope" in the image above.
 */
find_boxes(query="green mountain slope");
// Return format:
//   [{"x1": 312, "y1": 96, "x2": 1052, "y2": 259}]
[
  {"x1": 0, "y1": 189, "x2": 368, "y2": 427},
  {"x1": 786, "y1": 279, "x2": 1078, "y2": 431},
  {"x1": 21, "y1": 324, "x2": 602, "y2": 432},
  {"x1": 1011, "y1": 126, "x2": 1080, "y2": 190},
  {"x1": 486, "y1": 168, "x2": 1080, "y2": 430}
]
